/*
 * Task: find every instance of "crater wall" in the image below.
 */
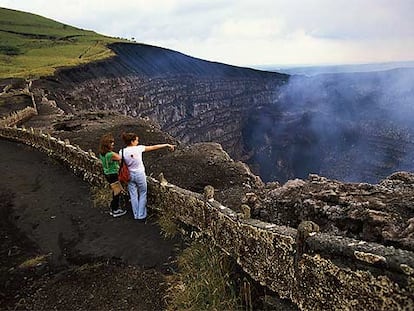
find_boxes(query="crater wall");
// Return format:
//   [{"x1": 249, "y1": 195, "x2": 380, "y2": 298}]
[{"x1": 32, "y1": 43, "x2": 288, "y2": 158}]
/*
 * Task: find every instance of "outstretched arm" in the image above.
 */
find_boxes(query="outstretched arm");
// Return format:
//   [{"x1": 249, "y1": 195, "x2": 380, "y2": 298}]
[
  {"x1": 111, "y1": 152, "x2": 122, "y2": 161},
  {"x1": 144, "y1": 144, "x2": 175, "y2": 152}
]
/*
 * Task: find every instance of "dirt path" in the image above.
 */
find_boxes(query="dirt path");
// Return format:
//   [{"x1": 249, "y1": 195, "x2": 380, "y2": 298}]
[{"x1": 0, "y1": 139, "x2": 178, "y2": 310}]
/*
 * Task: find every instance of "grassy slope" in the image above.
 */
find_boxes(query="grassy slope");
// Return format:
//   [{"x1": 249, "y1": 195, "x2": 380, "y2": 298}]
[{"x1": 0, "y1": 7, "x2": 127, "y2": 79}]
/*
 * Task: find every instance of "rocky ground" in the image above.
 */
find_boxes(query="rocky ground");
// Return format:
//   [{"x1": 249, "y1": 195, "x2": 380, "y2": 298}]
[{"x1": 252, "y1": 173, "x2": 414, "y2": 252}]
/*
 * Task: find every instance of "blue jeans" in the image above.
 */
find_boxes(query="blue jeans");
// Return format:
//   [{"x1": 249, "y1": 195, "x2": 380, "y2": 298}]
[{"x1": 128, "y1": 171, "x2": 147, "y2": 220}]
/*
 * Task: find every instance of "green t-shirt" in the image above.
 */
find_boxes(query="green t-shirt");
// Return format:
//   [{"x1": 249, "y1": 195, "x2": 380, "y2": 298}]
[{"x1": 99, "y1": 152, "x2": 120, "y2": 175}]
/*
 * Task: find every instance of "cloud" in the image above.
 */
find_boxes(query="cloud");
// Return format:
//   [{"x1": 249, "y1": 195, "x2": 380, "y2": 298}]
[{"x1": 1, "y1": 0, "x2": 413, "y2": 66}]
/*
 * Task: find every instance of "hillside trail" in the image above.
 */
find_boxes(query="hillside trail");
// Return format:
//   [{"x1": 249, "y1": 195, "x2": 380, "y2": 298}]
[{"x1": 0, "y1": 139, "x2": 179, "y2": 309}]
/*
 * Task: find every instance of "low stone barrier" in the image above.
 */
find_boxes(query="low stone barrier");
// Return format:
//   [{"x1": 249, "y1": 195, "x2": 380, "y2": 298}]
[
  {"x1": 0, "y1": 126, "x2": 105, "y2": 186},
  {"x1": 149, "y1": 178, "x2": 414, "y2": 310},
  {"x1": 1, "y1": 119, "x2": 413, "y2": 310},
  {"x1": 0, "y1": 88, "x2": 37, "y2": 127},
  {"x1": 0, "y1": 106, "x2": 38, "y2": 127}
]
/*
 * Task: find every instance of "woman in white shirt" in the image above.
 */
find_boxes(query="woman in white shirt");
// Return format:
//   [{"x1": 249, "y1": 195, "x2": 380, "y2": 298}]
[{"x1": 120, "y1": 132, "x2": 175, "y2": 222}]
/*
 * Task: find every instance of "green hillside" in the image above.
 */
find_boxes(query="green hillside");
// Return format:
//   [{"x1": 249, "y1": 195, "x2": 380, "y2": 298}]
[{"x1": 0, "y1": 7, "x2": 127, "y2": 79}]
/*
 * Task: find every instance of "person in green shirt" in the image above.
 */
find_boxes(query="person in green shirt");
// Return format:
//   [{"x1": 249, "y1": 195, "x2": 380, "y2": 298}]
[{"x1": 98, "y1": 133, "x2": 127, "y2": 217}]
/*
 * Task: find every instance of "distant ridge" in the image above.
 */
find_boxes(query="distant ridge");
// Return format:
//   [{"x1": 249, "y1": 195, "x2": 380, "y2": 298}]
[
  {"x1": 0, "y1": 7, "x2": 280, "y2": 79},
  {"x1": 255, "y1": 60, "x2": 414, "y2": 76},
  {"x1": 107, "y1": 43, "x2": 282, "y2": 78}
]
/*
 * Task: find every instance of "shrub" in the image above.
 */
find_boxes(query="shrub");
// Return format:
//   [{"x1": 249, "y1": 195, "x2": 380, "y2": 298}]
[
  {"x1": 166, "y1": 239, "x2": 242, "y2": 311},
  {"x1": 0, "y1": 45, "x2": 21, "y2": 55}
]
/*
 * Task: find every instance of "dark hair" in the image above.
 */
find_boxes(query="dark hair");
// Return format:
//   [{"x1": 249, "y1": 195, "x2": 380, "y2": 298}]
[
  {"x1": 122, "y1": 132, "x2": 138, "y2": 146},
  {"x1": 98, "y1": 133, "x2": 115, "y2": 155}
]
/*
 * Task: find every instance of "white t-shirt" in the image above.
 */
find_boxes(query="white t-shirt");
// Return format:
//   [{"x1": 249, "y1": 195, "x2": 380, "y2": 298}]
[{"x1": 119, "y1": 145, "x2": 146, "y2": 173}]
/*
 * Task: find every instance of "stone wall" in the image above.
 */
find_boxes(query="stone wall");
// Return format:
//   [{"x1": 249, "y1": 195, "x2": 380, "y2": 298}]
[
  {"x1": 150, "y1": 180, "x2": 414, "y2": 310},
  {"x1": 0, "y1": 106, "x2": 37, "y2": 127},
  {"x1": 0, "y1": 83, "x2": 37, "y2": 127},
  {"x1": 0, "y1": 126, "x2": 105, "y2": 186},
  {"x1": 1, "y1": 117, "x2": 413, "y2": 310}
]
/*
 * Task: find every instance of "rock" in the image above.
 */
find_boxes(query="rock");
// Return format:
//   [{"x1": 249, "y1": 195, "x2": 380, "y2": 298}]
[{"x1": 259, "y1": 173, "x2": 414, "y2": 251}]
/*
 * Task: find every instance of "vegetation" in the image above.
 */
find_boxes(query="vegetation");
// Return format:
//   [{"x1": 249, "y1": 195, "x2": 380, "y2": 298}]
[
  {"x1": 166, "y1": 239, "x2": 244, "y2": 311},
  {"x1": 18, "y1": 254, "x2": 49, "y2": 269},
  {"x1": 156, "y1": 204, "x2": 255, "y2": 309},
  {"x1": 0, "y1": 7, "x2": 128, "y2": 79},
  {"x1": 157, "y1": 204, "x2": 180, "y2": 239},
  {"x1": 90, "y1": 185, "x2": 112, "y2": 209}
]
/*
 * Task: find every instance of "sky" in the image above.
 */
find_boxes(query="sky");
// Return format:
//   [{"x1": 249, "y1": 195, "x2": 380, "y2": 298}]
[{"x1": 1, "y1": 0, "x2": 414, "y2": 68}]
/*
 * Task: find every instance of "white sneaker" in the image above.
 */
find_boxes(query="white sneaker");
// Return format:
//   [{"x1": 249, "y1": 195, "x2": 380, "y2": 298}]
[{"x1": 110, "y1": 209, "x2": 127, "y2": 217}]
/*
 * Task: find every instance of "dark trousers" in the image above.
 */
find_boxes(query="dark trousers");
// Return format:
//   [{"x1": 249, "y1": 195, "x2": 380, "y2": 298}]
[{"x1": 105, "y1": 173, "x2": 120, "y2": 212}]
